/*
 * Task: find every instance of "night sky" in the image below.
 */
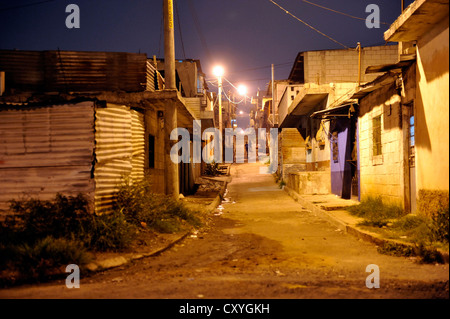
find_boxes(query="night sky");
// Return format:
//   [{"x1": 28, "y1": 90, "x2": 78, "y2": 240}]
[{"x1": 0, "y1": 0, "x2": 414, "y2": 98}]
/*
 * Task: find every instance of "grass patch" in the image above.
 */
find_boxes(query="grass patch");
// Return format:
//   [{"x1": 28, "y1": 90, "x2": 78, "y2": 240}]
[
  {"x1": 346, "y1": 196, "x2": 405, "y2": 227},
  {"x1": 0, "y1": 187, "x2": 202, "y2": 285},
  {"x1": 114, "y1": 179, "x2": 202, "y2": 234},
  {"x1": 2, "y1": 194, "x2": 134, "y2": 252},
  {"x1": 0, "y1": 237, "x2": 91, "y2": 286},
  {"x1": 347, "y1": 197, "x2": 449, "y2": 263}
]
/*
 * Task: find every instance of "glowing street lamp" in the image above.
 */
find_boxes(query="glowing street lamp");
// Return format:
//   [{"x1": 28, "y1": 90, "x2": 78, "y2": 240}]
[
  {"x1": 213, "y1": 66, "x2": 225, "y2": 78},
  {"x1": 237, "y1": 84, "x2": 247, "y2": 96}
]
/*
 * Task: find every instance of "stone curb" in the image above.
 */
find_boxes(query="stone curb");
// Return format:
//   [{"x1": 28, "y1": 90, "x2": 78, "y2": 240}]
[
  {"x1": 284, "y1": 186, "x2": 449, "y2": 264},
  {"x1": 85, "y1": 174, "x2": 231, "y2": 273},
  {"x1": 85, "y1": 231, "x2": 192, "y2": 273}
]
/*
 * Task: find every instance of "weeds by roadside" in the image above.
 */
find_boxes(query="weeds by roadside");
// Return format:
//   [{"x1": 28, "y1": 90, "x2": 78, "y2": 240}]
[
  {"x1": 114, "y1": 179, "x2": 202, "y2": 234},
  {"x1": 346, "y1": 196, "x2": 449, "y2": 263},
  {"x1": 204, "y1": 161, "x2": 221, "y2": 176},
  {"x1": 346, "y1": 196, "x2": 405, "y2": 227},
  {"x1": 273, "y1": 172, "x2": 286, "y2": 189},
  {"x1": 0, "y1": 184, "x2": 202, "y2": 286}
]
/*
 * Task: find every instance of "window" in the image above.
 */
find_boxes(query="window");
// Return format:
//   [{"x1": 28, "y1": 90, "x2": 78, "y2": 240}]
[
  {"x1": 148, "y1": 134, "x2": 155, "y2": 168},
  {"x1": 372, "y1": 115, "x2": 382, "y2": 156}
]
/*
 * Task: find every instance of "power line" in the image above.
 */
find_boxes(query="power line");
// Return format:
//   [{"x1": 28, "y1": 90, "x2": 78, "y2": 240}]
[
  {"x1": 174, "y1": 0, "x2": 187, "y2": 60},
  {"x1": 206, "y1": 62, "x2": 292, "y2": 81},
  {"x1": 0, "y1": 0, "x2": 56, "y2": 12},
  {"x1": 268, "y1": 0, "x2": 349, "y2": 49},
  {"x1": 228, "y1": 62, "x2": 292, "y2": 75},
  {"x1": 187, "y1": 0, "x2": 212, "y2": 62},
  {"x1": 302, "y1": 0, "x2": 389, "y2": 25}
]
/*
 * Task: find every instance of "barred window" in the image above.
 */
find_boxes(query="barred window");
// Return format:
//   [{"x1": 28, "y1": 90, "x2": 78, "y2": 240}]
[{"x1": 372, "y1": 115, "x2": 382, "y2": 156}]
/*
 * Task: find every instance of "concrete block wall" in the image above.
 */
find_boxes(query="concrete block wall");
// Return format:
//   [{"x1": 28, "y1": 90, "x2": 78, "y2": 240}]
[
  {"x1": 279, "y1": 128, "x2": 307, "y2": 180},
  {"x1": 287, "y1": 171, "x2": 331, "y2": 195},
  {"x1": 358, "y1": 82, "x2": 405, "y2": 207},
  {"x1": 304, "y1": 45, "x2": 399, "y2": 85}
]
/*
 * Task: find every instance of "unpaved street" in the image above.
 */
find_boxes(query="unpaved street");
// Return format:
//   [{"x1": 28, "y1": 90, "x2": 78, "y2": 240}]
[{"x1": 0, "y1": 163, "x2": 448, "y2": 299}]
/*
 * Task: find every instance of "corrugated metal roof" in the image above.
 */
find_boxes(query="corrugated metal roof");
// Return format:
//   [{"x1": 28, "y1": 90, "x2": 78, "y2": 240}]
[{"x1": 0, "y1": 50, "x2": 147, "y2": 93}]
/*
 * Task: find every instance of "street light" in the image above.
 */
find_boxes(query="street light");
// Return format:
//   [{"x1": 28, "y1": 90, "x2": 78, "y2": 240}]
[
  {"x1": 237, "y1": 84, "x2": 247, "y2": 97},
  {"x1": 213, "y1": 66, "x2": 225, "y2": 78}
]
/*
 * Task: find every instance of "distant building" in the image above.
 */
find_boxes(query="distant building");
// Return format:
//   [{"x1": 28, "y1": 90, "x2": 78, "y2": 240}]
[{"x1": 275, "y1": 45, "x2": 399, "y2": 198}]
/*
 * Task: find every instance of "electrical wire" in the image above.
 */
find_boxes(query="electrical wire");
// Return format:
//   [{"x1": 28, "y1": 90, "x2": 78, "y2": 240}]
[
  {"x1": 268, "y1": 0, "x2": 349, "y2": 49},
  {"x1": 223, "y1": 90, "x2": 246, "y2": 105},
  {"x1": 228, "y1": 62, "x2": 292, "y2": 75},
  {"x1": 301, "y1": 0, "x2": 389, "y2": 25},
  {"x1": 0, "y1": 0, "x2": 55, "y2": 12},
  {"x1": 187, "y1": 0, "x2": 212, "y2": 62},
  {"x1": 174, "y1": 0, "x2": 187, "y2": 60}
]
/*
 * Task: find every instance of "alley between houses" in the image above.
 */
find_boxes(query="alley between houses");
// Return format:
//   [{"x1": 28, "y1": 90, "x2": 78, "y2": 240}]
[{"x1": 0, "y1": 162, "x2": 448, "y2": 299}]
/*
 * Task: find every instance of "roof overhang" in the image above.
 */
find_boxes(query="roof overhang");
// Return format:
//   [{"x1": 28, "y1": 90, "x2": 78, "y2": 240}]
[
  {"x1": 365, "y1": 59, "x2": 415, "y2": 74},
  {"x1": 311, "y1": 103, "x2": 357, "y2": 119},
  {"x1": 351, "y1": 70, "x2": 401, "y2": 100},
  {"x1": 279, "y1": 87, "x2": 329, "y2": 128},
  {"x1": 384, "y1": 0, "x2": 449, "y2": 42},
  {"x1": 288, "y1": 87, "x2": 329, "y2": 116}
]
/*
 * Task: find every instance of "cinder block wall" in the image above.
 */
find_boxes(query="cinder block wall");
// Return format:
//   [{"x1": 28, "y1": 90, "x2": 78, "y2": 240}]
[
  {"x1": 279, "y1": 128, "x2": 306, "y2": 180},
  {"x1": 304, "y1": 45, "x2": 399, "y2": 85},
  {"x1": 358, "y1": 82, "x2": 405, "y2": 208}
]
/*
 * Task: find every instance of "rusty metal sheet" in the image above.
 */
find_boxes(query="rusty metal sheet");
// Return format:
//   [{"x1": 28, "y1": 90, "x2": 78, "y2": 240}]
[
  {"x1": 94, "y1": 104, "x2": 146, "y2": 213},
  {"x1": 0, "y1": 50, "x2": 147, "y2": 93},
  {"x1": 0, "y1": 102, "x2": 96, "y2": 214}
]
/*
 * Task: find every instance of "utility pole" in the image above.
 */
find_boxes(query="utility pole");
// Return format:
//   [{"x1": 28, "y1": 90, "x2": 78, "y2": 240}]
[
  {"x1": 164, "y1": 0, "x2": 176, "y2": 90},
  {"x1": 271, "y1": 64, "x2": 275, "y2": 127},
  {"x1": 402, "y1": 0, "x2": 405, "y2": 12},
  {"x1": 357, "y1": 42, "x2": 362, "y2": 86},
  {"x1": 218, "y1": 75, "x2": 223, "y2": 138},
  {"x1": 163, "y1": 0, "x2": 179, "y2": 198}
]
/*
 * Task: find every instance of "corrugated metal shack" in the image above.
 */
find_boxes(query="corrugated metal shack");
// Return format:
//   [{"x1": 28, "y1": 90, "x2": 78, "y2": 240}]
[{"x1": 0, "y1": 50, "x2": 197, "y2": 215}]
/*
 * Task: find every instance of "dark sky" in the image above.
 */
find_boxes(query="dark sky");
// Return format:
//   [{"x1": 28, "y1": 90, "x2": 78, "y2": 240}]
[{"x1": 0, "y1": 0, "x2": 414, "y2": 97}]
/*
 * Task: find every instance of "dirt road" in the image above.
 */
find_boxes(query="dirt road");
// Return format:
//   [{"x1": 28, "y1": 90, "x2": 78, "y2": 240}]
[{"x1": 0, "y1": 163, "x2": 448, "y2": 299}]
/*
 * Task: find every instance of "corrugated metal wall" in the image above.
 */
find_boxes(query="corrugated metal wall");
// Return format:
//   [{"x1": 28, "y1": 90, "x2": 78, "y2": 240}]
[
  {"x1": 94, "y1": 104, "x2": 145, "y2": 213},
  {"x1": 0, "y1": 50, "x2": 147, "y2": 93},
  {"x1": 131, "y1": 110, "x2": 145, "y2": 182},
  {"x1": 0, "y1": 102, "x2": 95, "y2": 214},
  {"x1": 146, "y1": 61, "x2": 156, "y2": 92}
]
